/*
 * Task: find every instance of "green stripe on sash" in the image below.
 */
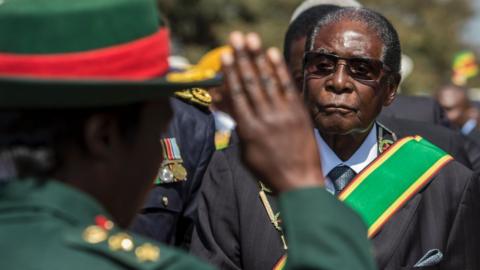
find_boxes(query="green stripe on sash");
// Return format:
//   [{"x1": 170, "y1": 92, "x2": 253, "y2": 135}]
[{"x1": 339, "y1": 136, "x2": 452, "y2": 237}]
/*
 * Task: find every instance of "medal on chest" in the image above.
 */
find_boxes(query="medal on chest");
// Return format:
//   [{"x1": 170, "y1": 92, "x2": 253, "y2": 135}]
[{"x1": 156, "y1": 138, "x2": 188, "y2": 184}]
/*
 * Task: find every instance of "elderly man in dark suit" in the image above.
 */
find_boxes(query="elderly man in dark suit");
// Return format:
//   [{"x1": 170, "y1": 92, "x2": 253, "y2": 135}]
[{"x1": 191, "y1": 7, "x2": 480, "y2": 270}]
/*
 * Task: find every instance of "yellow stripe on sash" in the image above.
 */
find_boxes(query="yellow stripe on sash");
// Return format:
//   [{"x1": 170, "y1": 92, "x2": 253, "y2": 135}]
[
  {"x1": 338, "y1": 137, "x2": 413, "y2": 201},
  {"x1": 337, "y1": 136, "x2": 452, "y2": 238},
  {"x1": 367, "y1": 155, "x2": 453, "y2": 237}
]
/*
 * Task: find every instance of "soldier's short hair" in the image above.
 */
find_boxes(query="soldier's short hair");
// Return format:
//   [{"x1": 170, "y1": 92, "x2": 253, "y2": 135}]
[{"x1": 0, "y1": 104, "x2": 142, "y2": 180}]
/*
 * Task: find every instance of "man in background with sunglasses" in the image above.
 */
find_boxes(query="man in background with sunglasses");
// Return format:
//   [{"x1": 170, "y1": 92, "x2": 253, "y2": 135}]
[{"x1": 192, "y1": 6, "x2": 480, "y2": 270}]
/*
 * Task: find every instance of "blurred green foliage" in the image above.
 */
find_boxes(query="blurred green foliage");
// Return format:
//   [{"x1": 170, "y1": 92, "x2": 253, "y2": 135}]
[{"x1": 159, "y1": 0, "x2": 475, "y2": 94}]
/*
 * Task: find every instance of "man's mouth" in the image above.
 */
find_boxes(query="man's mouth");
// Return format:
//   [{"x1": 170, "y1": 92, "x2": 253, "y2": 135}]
[{"x1": 320, "y1": 104, "x2": 357, "y2": 114}]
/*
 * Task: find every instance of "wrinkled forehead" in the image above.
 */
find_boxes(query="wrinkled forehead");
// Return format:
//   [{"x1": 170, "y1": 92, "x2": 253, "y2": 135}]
[{"x1": 311, "y1": 20, "x2": 384, "y2": 60}]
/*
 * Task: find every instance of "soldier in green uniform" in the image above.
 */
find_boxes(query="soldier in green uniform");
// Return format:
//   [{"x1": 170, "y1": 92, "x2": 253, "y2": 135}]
[{"x1": 0, "y1": 0, "x2": 376, "y2": 269}]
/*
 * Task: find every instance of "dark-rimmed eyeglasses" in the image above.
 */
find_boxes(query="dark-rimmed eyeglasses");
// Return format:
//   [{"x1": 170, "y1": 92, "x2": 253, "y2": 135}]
[{"x1": 303, "y1": 51, "x2": 391, "y2": 83}]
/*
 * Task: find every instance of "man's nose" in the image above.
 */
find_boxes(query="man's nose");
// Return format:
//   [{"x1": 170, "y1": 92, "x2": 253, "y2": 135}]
[{"x1": 326, "y1": 62, "x2": 353, "y2": 94}]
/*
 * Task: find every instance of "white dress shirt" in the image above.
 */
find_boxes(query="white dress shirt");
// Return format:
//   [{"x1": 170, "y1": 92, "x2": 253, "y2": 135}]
[{"x1": 315, "y1": 124, "x2": 378, "y2": 194}]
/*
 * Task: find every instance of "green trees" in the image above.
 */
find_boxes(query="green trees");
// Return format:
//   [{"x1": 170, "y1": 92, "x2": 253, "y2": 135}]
[
  {"x1": 363, "y1": 0, "x2": 474, "y2": 93},
  {"x1": 160, "y1": 0, "x2": 475, "y2": 94}
]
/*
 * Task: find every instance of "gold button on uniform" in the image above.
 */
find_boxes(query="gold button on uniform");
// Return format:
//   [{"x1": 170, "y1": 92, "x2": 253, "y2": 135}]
[
  {"x1": 161, "y1": 196, "x2": 169, "y2": 207},
  {"x1": 135, "y1": 243, "x2": 160, "y2": 262},
  {"x1": 83, "y1": 225, "x2": 108, "y2": 244},
  {"x1": 108, "y1": 233, "x2": 134, "y2": 251}
]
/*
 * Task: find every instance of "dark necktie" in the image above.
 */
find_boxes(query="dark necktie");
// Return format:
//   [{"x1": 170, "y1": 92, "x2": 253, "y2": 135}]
[{"x1": 328, "y1": 165, "x2": 356, "y2": 195}]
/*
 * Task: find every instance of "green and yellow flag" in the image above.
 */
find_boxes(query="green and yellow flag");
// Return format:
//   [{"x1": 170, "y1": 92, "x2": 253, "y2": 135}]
[{"x1": 452, "y1": 51, "x2": 478, "y2": 86}]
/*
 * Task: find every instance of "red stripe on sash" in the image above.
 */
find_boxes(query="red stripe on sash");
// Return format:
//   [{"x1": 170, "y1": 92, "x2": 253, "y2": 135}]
[{"x1": 0, "y1": 28, "x2": 170, "y2": 80}]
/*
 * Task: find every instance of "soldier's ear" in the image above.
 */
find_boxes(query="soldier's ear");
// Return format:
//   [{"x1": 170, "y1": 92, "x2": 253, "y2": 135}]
[
  {"x1": 383, "y1": 73, "x2": 401, "y2": 107},
  {"x1": 83, "y1": 113, "x2": 122, "y2": 160}
]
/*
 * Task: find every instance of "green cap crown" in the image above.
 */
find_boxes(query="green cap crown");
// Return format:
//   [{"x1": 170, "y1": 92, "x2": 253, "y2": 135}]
[
  {"x1": 0, "y1": 0, "x2": 221, "y2": 108},
  {"x1": 0, "y1": 0, "x2": 161, "y2": 54}
]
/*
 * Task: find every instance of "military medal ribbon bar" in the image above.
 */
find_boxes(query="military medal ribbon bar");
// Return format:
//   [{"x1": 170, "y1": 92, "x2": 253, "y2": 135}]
[
  {"x1": 338, "y1": 136, "x2": 453, "y2": 238},
  {"x1": 162, "y1": 138, "x2": 182, "y2": 161},
  {"x1": 156, "y1": 138, "x2": 187, "y2": 184}
]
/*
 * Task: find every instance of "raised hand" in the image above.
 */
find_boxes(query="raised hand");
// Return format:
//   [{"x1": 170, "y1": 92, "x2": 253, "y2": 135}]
[{"x1": 220, "y1": 32, "x2": 324, "y2": 193}]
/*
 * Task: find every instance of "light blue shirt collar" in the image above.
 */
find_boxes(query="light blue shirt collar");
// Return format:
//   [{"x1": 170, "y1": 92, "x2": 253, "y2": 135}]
[
  {"x1": 461, "y1": 118, "x2": 477, "y2": 135},
  {"x1": 315, "y1": 124, "x2": 378, "y2": 194}
]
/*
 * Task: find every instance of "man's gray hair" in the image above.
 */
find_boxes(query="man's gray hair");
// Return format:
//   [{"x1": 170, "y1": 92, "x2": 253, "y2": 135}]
[
  {"x1": 305, "y1": 7, "x2": 402, "y2": 73},
  {"x1": 290, "y1": 0, "x2": 362, "y2": 22}
]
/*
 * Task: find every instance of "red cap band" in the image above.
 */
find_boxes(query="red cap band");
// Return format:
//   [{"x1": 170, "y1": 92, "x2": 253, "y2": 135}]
[{"x1": 0, "y1": 28, "x2": 170, "y2": 81}]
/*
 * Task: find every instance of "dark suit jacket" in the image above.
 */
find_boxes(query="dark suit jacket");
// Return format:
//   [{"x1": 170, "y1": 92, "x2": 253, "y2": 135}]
[
  {"x1": 466, "y1": 129, "x2": 480, "y2": 147},
  {"x1": 462, "y1": 130, "x2": 480, "y2": 173},
  {"x1": 381, "y1": 117, "x2": 480, "y2": 173},
  {"x1": 191, "y1": 144, "x2": 284, "y2": 270},
  {"x1": 380, "y1": 117, "x2": 472, "y2": 168},
  {"x1": 380, "y1": 95, "x2": 450, "y2": 127},
  {"x1": 380, "y1": 96, "x2": 480, "y2": 174},
  {"x1": 130, "y1": 97, "x2": 215, "y2": 246},
  {"x1": 191, "y1": 122, "x2": 480, "y2": 270}
]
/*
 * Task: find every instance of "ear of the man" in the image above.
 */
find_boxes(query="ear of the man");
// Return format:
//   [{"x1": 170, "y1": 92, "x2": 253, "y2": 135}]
[
  {"x1": 383, "y1": 73, "x2": 401, "y2": 107},
  {"x1": 83, "y1": 113, "x2": 124, "y2": 161}
]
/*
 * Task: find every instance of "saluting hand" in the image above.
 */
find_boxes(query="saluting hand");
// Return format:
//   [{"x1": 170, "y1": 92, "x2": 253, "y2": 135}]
[{"x1": 220, "y1": 31, "x2": 324, "y2": 193}]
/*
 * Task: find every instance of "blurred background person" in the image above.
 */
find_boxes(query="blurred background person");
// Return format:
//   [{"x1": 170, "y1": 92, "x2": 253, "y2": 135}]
[{"x1": 436, "y1": 84, "x2": 480, "y2": 145}]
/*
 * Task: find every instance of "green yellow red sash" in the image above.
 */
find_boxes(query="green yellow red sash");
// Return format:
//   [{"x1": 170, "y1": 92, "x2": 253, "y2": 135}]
[
  {"x1": 273, "y1": 255, "x2": 287, "y2": 270},
  {"x1": 273, "y1": 136, "x2": 453, "y2": 270},
  {"x1": 338, "y1": 135, "x2": 452, "y2": 237}
]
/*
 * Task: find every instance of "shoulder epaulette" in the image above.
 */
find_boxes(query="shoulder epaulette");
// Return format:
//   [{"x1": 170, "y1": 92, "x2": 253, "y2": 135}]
[
  {"x1": 175, "y1": 88, "x2": 212, "y2": 108},
  {"x1": 171, "y1": 46, "x2": 231, "y2": 109},
  {"x1": 63, "y1": 215, "x2": 171, "y2": 269}
]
